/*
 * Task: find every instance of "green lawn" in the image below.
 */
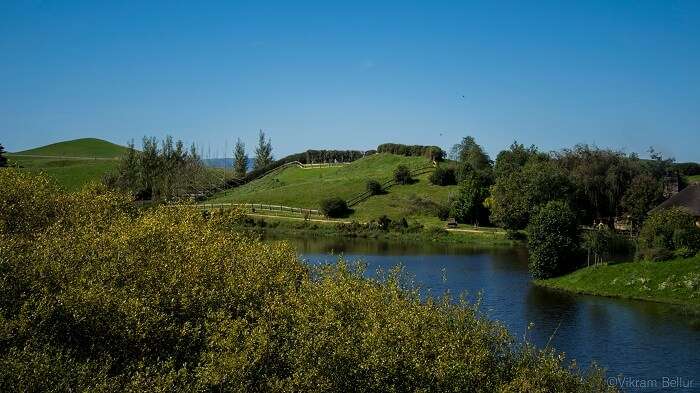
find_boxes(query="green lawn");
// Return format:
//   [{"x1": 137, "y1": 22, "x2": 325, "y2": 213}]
[
  {"x1": 687, "y1": 174, "x2": 700, "y2": 184},
  {"x1": 7, "y1": 155, "x2": 119, "y2": 192},
  {"x1": 536, "y1": 256, "x2": 700, "y2": 307},
  {"x1": 7, "y1": 138, "x2": 127, "y2": 191},
  {"x1": 13, "y1": 137, "x2": 127, "y2": 158},
  {"x1": 208, "y1": 153, "x2": 458, "y2": 224}
]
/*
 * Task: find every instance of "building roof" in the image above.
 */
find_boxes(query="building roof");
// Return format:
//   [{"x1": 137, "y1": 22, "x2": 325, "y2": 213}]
[{"x1": 650, "y1": 183, "x2": 700, "y2": 216}]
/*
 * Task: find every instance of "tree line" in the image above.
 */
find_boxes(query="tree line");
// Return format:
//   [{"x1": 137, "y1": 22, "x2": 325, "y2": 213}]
[{"x1": 427, "y1": 135, "x2": 697, "y2": 278}]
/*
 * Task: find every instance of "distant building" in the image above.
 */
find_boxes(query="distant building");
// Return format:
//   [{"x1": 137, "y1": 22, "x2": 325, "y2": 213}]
[{"x1": 650, "y1": 183, "x2": 700, "y2": 227}]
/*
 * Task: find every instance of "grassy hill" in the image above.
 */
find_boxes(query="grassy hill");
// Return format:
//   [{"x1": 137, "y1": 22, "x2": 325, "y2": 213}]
[
  {"x1": 8, "y1": 138, "x2": 126, "y2": 191},
  {"x1": 13, "y1": 137, "x2": 127, "y2": 158},
  {"x1": 208, "y1": 153, "x2": 457, "y2": 225}
]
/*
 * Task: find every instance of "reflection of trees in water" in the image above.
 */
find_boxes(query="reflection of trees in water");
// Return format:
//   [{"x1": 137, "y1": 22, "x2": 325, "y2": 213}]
[
  {"x1": 268, "y1": 234, "x2": 528, "y2": 258},
  {"x1": 523, "y1": 286, "x2": 580, "y2": 347}
]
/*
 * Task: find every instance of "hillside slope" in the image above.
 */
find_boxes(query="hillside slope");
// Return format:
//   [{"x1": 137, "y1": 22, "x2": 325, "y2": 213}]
[
  {"x1": 208, "y1": 153, "x2": 456, "y2": 224},
  {"x1": 8, "y1": 138, "x2": 126, "y2": 191},
  {"x1": 13, "y1": 138, "x2": 127, "y2": 158}
]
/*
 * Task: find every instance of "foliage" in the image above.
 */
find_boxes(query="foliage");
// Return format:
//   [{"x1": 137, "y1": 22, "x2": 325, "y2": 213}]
[
  {"x1": 320, "y1": 197, "x2": 349, "y2": 218},
  {"x1": 0, "y1": 171, "x2": 613, "y2": 391},
  {"x1": 103, "y1": 136, "x2": 204, "y2": 201},
  {"x1": 393, "y1": 165, "x2": 413, "y2": 185},
  {"x1": 304, "y1": 149, "x2": 367, "y2": 163},
  {"x1": 375, "y1": 214, "x2": 392, "y2": 230},
  {"x1": 450, "y1": 136, "x2": 491, "y2": 171},
  {"x1": 253, "y1": 129, "x2": 274, "y2": 170},
  {"x1": 493, "y1": 141, "x2": 546, "y2": 178},
  {"x1": 233, "y1": 138, "x2": 248, "y2": 177},
  {"x1": 489, "y1": 158, "x2": 572, "y2": 230},
  {"x1": 450, "y1": 171, "x2": 491, "y2": 225},
  {"x1": 436, "y1": 204, "x2": 451, "y2": 221},
  {"x1": 429, "y1": 165, "x2": 456, "y2": 186},
  {"x1": 366, "y1": 179, "x2": 383, "y2": 195},
  {"x1": 638, "y1": 207, "x2": 700, "y2": 261},
  {"x1": 620, "y1": 174, "x2": 664, "y2": 231},
  {"x1": 377, "y1": 143, "x2": 445, "y2": 161},
  {"x1": 0, "y1": 143, "x2": 7, "y2": 167},
  {"x1": 527, "y1": 201, "x2": 580, "y2": 279},
  {"x1": 582, "y1": 227, "x2": 633, "y2": 265},
  {"x1": 555, "y1": 145, "x2": 642, "y2": 224},
  {"x1": 674, "y1": 162, "x2": 700, "y2": 177}
]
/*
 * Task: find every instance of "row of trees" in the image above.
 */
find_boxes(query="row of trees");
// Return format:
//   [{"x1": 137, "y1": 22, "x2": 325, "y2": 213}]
[
  {"x1": 377, "y1": 143, "x2": 445, "y2": 161},
  {"x1": 103, "y1": 136, "x2": 205, "y2": 201},
  {"x1": 426, "y1": 136, "x2": 691, "y2": 278}
]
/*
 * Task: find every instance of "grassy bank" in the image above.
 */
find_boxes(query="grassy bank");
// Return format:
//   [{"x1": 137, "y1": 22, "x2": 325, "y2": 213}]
[
  {"x1": 536, "y1": 256, "x2": 700, "y2": 307},
  {"x1": 233, "y1": 212, "x2": 518, "y2": 248}
]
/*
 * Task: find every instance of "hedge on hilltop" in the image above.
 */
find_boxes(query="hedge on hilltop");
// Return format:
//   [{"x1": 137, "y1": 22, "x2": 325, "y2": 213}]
[
  {"x1": 0, "y1": 169, "x2": 615, "y2": 392},
  {"x1": 377, "y1": 143, "x2": 445, "y2": 161}
]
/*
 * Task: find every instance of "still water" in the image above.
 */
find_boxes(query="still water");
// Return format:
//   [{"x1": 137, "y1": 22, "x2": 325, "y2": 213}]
[{"x1": 277, "y1": 236, "x2": 700, "y2": 393}]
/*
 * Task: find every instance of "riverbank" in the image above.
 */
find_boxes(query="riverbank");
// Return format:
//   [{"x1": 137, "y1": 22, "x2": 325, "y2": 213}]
[
  {"x1": 535, "y1": 256, "x2": 700, "y2": 307},
  {"x1": 236, "y1": 213, "x2": 519, "y2": 248}
]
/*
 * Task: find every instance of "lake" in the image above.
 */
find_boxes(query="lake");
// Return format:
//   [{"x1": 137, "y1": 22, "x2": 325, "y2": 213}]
[{"x1": 275, "y1": 236, "x2": 700, "y2": 393}]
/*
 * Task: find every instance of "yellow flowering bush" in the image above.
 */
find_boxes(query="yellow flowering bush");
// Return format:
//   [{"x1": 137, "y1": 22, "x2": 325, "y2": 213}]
[{"x1": 0, "y1": 170, "x2": 615, "y2": 392}]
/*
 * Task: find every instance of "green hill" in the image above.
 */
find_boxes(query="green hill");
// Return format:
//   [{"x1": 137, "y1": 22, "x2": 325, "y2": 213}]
[
  {"x1": 13, "y1": 138, "x2": 127, "y2": 158},
  {"x1": 208, "y1": 153, "x2": 457, "y2": 224},
  {"x1": 7, "y1": 138, "x2": 127, "y2": 191}
]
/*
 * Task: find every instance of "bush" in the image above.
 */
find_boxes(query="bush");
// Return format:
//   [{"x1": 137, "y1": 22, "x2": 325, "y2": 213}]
[
  {"x1": 429, "y1": 166, "x2": 456, "y2": 186},
  {"x1": 320, "y1": 197, "x2": 349, "y2": 218},
  {"x1": 436, "y1": 204, "x2": 451, "y2": 221},
  {"x1": 366, "y1": 179, "x2": 383, "y2": 195},
  {"x1": 0, "y1": 171, "x2": 614, "y2": 391},
  {"x1": 376, "y1": 215, "x2": 392, "y2": 230},
  {"x1": 393, "y1": 165, "x2": 413, "y2": 185},
  {"x1": 377, "y1": 143, "x2": 445, "y2": 161},
  {"x1": 638, "y1": 207, "x2": 700, "y2": 261},
  {"x1": 527, "y1": 201, "x2": 580, "y2": 279}
]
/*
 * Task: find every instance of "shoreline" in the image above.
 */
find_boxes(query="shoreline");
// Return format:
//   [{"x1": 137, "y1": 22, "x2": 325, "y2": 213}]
[{"x1": 534, "y1": 257, "x2": 700, "y2": 309}]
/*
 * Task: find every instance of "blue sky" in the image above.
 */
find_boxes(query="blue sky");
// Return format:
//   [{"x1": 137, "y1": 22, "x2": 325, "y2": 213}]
[{"x1": 1, "y1": 0, "x2": 699, "y2": 161}]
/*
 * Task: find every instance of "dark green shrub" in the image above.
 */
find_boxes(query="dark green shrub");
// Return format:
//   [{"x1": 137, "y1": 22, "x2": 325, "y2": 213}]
[
  {"x1": 320, "y1": 197, "x2": 348, "y2": 218},
  {"x1": 377, "y1": 143, "x2": 445, "y2": 161},
  {"x1": 376, "y1": 215, "x2": 392, "y2": 230},
  {"x1": 393, "y1": 165, "x2": 413, "y2": 185},
  {"x1": 429, "y1": 166, "x2": 456, "y2": 186},
  {"x1": 638, "y1": 207, "x2": 700, "y2": 261},
  {"x1": 366, "y1": 179, "x2": 383, "y2": 195},
  {"x1": 527, "y1": 201, "x2": 580, "y2": 279},
  {"x1": 436, "y1": 204, "x2": 451, "y2": 221}
]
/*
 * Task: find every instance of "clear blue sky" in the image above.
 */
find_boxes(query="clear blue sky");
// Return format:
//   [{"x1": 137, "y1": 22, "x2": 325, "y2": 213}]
[{"x1": 1, "y1": 0, "x2": 698, "y2": 161}]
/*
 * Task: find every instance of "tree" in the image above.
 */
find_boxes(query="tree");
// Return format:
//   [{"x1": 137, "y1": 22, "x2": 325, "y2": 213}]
[
  {"x1": 638, "y1": 207, "x2": 700, "y2": 261},
  {"x1": 254, "y1": 130, "x2": 273, "y2": 170},
  {"x1": 0, "y1": 143, "x2": 7, "y2": 167},
  {"x1": 527, "y1": 201, "x2": 580, "y2": 279},
  {"x1": 493, "y1": 141, "x2": 545, "y2": 178},
  {"x1": 451, "y1": 171, "x2": 491, "y2": 225},
  {"x1": 451, "y1": 136, "x2": 491, "y2": 171},
  {"x1": 621, "y1": 174, "x2": 664, "y2": 231},
  {"x1": 233, "y1": 138, "x2": 248, "y2": 178},
  {"x1": 320, "y1": 197, "x2": 348, "y2": 218},
  {"x1": 366, "y1": 179, "x2": 383, "y2": 195},
  {"x1": 429, "y1": 166, "x2": 456, "y2": 186},
  {"x1": 488, "y1": 158, "x2": 572, "y2": 230},
  {"x1": 393, "y1": 165, "x2": 412, "y2": 185}
]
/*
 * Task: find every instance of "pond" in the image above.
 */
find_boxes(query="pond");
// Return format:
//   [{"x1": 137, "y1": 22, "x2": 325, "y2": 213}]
[{"x1": 275, "y1": 236, "x2": 700, "y2": 393}]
